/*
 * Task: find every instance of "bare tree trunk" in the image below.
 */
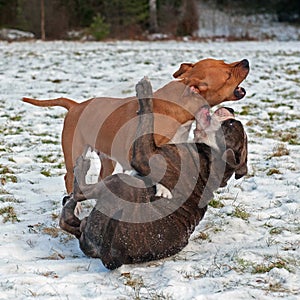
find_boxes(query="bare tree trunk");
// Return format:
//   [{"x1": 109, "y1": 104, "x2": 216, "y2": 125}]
[
  {"x1": 41, "y1": 0, "x2": 46, "y2": 40},
  {"x1": 149, "y1": 0, "x2": 158, "y2": 33}
]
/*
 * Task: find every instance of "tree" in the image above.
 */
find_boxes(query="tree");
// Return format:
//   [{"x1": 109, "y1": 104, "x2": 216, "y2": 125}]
[
  {"x1": 101, "y1": 0, "x2": 148, "y2": 38},
  {"x1": 40, "y1": 0, "x2": 45, "y2": 40},
  {"x1": 149, "y1": 0, "x2": 158, "y2": 32},
  {"x1": 89, "y1": 14, "x2": 110, "y2": 40},
  {"x1": 177, "y1": 0, "x2": 199, "y2": 36}
]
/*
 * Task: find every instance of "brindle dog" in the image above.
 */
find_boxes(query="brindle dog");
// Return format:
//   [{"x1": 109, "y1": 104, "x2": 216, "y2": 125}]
[{"x1": 60, "y1": 78, "x2": 248, "y2": 270}]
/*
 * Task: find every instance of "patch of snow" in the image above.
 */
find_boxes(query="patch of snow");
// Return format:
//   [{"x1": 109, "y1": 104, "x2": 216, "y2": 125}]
[{"x1": 0, "y1": 28, "x2": 35, "y2": 41}]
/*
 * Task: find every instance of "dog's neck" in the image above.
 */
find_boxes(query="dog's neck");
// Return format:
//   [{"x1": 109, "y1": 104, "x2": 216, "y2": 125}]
[
  {"x1": 210, "y1": 149, "x2": 235, "y2": 188},
  {"x1": 154, "y1": 81, "x2": 207, "y2": 113},
  {"x1": 192, "y1": 144, "x2": 235, "y2": 208}
]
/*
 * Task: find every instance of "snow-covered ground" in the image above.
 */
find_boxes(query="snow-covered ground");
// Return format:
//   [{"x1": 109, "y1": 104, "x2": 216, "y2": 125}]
[{"x1": 0, "y1": 40, "x2": 299, "y2": 299}]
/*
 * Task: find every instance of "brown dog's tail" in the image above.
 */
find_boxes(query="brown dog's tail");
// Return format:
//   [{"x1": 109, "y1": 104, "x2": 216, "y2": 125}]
[{"x1": 22, "y1": 97, "x2": 77, "y2": 111}]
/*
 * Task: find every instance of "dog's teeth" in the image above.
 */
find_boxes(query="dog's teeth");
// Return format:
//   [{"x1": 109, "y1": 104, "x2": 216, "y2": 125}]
[{"x1": 155, "y1": 184, "x2": 173, "y2": 199}]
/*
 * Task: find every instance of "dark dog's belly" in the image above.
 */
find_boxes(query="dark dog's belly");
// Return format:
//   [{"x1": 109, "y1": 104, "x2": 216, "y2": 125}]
[{"x1": 78, "y1": 173, "x2": 207, "y2": 269}]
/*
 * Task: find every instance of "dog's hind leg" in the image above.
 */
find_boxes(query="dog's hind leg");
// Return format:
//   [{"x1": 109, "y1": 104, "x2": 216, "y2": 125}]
[
  {"x1": 99, "y1": 155, "x2": 116, "y2": 179},
  {"x1": 59, "y1": 197, "x2": 81, "y2": 238},
  {"x1": 72, "y1": 153, "x2": 106, "y2": 202}
]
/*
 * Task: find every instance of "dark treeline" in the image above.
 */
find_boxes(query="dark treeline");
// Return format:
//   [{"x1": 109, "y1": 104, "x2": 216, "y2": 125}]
[
  {"x1": 0, "y1": 0, "x2": 299, "y2": 40},
  {"x1": 215, "y1": 0, "x2": 300, "y2": 22},
  {"x1": 0, "y1": 0, "x2": 199, "y2": 39}
]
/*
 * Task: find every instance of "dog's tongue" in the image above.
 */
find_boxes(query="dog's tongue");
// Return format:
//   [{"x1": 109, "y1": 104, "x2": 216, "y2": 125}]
[
  {"x1": 190, "y1": 85, "x2": 202, "y2": 95},
  {"x1": 195, "y1": 106, "x2": 211, "y2": 129}
]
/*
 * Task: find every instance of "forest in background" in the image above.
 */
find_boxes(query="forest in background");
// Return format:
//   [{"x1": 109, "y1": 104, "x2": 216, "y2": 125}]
[{"x1": 0, "y1": 0, "x2": 299, "y2": 40}]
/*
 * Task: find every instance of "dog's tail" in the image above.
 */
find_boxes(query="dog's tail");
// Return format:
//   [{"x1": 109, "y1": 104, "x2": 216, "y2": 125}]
[{"x1": 23, "y1": 97, "x2": 77, "y2": 111}]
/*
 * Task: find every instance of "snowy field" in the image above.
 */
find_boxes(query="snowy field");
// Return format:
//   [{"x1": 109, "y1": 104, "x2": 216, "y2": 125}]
[{"x1": 0, "y1": 40, "x2": 299, "y2": 299}]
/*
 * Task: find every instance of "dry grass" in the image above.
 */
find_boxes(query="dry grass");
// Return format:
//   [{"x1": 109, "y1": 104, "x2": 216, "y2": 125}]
[
  {"x1": 0, "y1": 205, "x2": 20, "y2": 223},
  {"x1": 270, "y1": 143, "x2": 290, "y2": 157}
]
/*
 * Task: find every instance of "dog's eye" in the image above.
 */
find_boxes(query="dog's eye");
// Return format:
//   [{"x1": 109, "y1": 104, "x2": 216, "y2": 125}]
[{"x1": 226, "y1": 72, "x2": 232, "y2": 80}]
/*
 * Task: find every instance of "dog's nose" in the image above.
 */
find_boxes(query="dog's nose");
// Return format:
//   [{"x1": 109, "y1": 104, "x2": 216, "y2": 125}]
[{"x1": 240, "y1": 59, "x2": 249, "y2": 69}]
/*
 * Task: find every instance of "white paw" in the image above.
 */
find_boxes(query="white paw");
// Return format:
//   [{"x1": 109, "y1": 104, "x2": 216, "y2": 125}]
[{"x1": 155, "y1": 183, "x2": 173, "y2": 199}]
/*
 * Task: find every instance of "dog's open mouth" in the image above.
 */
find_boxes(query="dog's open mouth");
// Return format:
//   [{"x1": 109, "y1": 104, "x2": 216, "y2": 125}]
[
  {"x1": 190, "y1": 85, "x2": 246, "y2": 100},
  {"x1": 234, "y1": 86, "x2": 246, "y2": 99},
  {"x1": 190, "y1": 85, "x2": 200, "y2": 94},
  {"x1": 194, "y1": 106, "x2": 235, "y2": 142},
  {"x1": 195, "y1": 106, "x2": 235, "y2": 129}
]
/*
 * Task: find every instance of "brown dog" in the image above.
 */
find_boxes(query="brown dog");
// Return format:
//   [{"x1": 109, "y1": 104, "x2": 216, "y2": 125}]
[
  {"x1": 59, "y1": 78, "x2": 248, "y2": 269},
  {"x1": 23, "y1": 58, "x2": 249, "y2": 193}
]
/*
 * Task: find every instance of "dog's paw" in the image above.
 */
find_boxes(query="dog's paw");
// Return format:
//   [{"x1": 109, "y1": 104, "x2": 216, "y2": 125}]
[
  {"x1": 74, "y1": 155, "x2": 91, "y2": 183},
  {"x1": 74, "y1": 203, "x2": 83, "y2": 217},
  {"x1": 155, "y1": 183, "x2": 173, "y2": 199},
  {"x1": 75, "y1": 155, "x2": 91, "y2": 173},
  {"x1": 136, "y1": 77, "x2": 153, "y2": 99}
]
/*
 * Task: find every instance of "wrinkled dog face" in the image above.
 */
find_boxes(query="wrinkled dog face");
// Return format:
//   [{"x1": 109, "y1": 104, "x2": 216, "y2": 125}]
[
  {"x1": 194, "y1": 106, "x2": 235, "y2": 150},
  {"x1": 194, "y1": 105, "x2": 248, "y2": 182}
]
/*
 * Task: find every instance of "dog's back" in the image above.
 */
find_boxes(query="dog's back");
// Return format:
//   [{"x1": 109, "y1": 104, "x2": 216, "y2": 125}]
[{"x1": 78, "y1": 154, "x2": 209, "y2": 269}]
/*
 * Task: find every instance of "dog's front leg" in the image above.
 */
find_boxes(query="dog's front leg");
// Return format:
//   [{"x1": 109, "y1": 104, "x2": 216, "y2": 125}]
[
  {"x1": 73, "y1": 154, "x2": 102, "y2": 201},
  {"x1": 131, "y1": 77, "x2": 158, "y2": 175},
  {"x1": 132, "y1": 77, "x2": 173, "y2": 198}
]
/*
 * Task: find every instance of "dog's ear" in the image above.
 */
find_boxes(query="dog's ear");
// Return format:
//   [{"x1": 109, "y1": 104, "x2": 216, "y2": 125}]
[
  {"x1": 188, "y1": 78, "x2": 208, "y2": 93},
  {"x1": 173, "y1": 63, "x2": 194, "y2": 78},
  {"x1": 222, "y1": 148, "x2": 237, "y2": 167},
  {"x1": 235, "y1": 135, "x2": 248, "y2": 179},
  {"x1": 198, "y1": 82, "x2": 208, "y2": 92},
  {"x1": 222, "y1": 146, "x2": 248, "y2": 180},
  {"x1": 235, "y1": 163, "x2": 247, "y2": 179}
]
